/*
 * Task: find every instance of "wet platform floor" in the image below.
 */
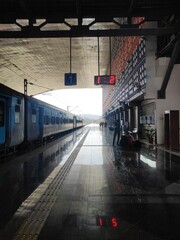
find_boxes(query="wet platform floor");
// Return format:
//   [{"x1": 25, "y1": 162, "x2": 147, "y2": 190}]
[{"x1": 1, "y1": 124, "x2": 180, "y2": 240}]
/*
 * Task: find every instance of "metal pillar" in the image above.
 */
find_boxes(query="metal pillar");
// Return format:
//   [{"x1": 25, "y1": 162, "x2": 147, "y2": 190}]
[{"x1": 24, "y1": 79, "x2": 28, "y2": 95}]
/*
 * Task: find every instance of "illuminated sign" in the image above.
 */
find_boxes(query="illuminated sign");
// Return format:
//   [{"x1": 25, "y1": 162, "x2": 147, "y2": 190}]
[
  {"x1": 64, "y1": 73, "x2": 77, "y2": 86},
  {"x1": 96, "y1": 216, "x2": 118, "y2": 227},
  {"x1": 94, "y1": 75, "x2": 116, "y2": 85}
]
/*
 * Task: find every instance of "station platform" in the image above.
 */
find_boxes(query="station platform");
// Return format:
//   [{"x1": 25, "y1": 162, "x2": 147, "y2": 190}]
[{"x1": 1, "y1": 124, "x2": 180, "y2": 240}]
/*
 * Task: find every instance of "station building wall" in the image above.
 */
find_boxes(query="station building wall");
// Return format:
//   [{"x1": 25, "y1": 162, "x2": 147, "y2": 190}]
[
  {"x1": 143, "y1": 34, "x2": 180, "y2": 145},
  {"x1": 103, "y1": 21, "x2": 180, "y2": 146}
]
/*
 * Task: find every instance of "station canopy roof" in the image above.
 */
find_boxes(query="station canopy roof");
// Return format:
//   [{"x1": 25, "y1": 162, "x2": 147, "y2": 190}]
[{"x1": 0, "y1": 0, "x2": 179, "y2": 95}]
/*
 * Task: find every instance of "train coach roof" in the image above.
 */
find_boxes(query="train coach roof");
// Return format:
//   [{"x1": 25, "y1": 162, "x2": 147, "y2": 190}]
[
  {"x1": 26, "y1": 95, "x2": 80, "y2": 117},
  {"x1": 0, "y1": 83, "x2": 24, "y2": 98},
  {"x1": 0, "y1": 83, "x2": 82, "y2": 119}
]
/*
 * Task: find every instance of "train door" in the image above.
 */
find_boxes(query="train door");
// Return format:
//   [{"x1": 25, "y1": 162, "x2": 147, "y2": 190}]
[
  {"x1": 0, "y1": 98, "x2": 5, "y2": 145},
  {"x1": 39, "y1": 107, "x2": 44, "y2": 140},
  {"x1": 73, "y1": 116, "x2": 77, "y2": 129}
]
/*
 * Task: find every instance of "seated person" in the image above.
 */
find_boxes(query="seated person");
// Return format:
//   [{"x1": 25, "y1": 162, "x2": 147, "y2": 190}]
[
  {"x1": 119, "y1": 131, "x2": 141, "y2": 148},
  {"x1": 126, "y1": 131, "x2": 135, "y2": 145}
]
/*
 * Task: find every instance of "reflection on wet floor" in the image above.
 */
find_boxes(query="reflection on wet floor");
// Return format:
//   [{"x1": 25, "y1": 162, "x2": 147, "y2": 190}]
[
  {"x1": 0, "y1": 128, "x2": 85, "y2": 230},
  {"x1": 1, "y1": 124, "x2": 180, "y2": 240},
  {"x1": 38, "y1": 125, "x2": 180, "y2": 240}
]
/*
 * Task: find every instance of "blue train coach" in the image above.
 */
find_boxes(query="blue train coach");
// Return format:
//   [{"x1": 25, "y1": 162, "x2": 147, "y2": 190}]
[
  {"x1": 0, "y1": 84, "x2": 24, "y2": 151},
  {"x1": 0, "y1": 84, "x2": 84, "y2": 153},
  {"x1": 25, "y1": 96, "x2": 83, "y2": 143}
]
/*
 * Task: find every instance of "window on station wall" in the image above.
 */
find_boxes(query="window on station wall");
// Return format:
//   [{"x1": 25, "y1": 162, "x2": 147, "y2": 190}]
[
  {"x1": 15, "y1": 105, "x2": 20, "y2": 124},
  {"x1": 0, "y1": 101, "x2": 4, "y2": 126},
  {"x1": 32, "y1": 109, "x2": 37, "y2": 124}
]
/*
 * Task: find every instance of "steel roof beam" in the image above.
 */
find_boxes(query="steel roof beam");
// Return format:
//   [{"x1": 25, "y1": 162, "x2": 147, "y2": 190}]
[{"x1": 0, "y1": 27, "x2": 179, "y2": 38}]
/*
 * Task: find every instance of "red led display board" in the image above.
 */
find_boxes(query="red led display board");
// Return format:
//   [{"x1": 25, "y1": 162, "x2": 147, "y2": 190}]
[
  {"x1": 94, "y1": 75, "x2": 116, "y2": 85},
  {"x1": 96, "y1": 216, "x2": 119, "y2": 227}
]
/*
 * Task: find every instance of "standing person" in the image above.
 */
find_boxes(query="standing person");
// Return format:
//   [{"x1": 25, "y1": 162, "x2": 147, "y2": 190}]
[{"x1": 113, "y1": 120, "x2": 121, "y2": 146}]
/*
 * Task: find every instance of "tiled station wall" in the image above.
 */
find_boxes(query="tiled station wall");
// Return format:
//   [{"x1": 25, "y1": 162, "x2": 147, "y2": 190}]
[{"x1": 103, "y1": 18, "x2": 145, "y2": 113}]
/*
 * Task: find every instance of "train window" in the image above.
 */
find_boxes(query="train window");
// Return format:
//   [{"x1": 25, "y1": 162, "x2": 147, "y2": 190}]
[
  {"x1": 17, "y1": 99, "x2": 21, "y2": 104},
  {"x1": 0, "y1": 101, "x2": 4, "y2": 126},
  {"x1": 15, "y1": 105, "x2": 20, "y2": 124},
  {"x1": 56, "y1": 117, "x2": 59, "y2": 124},
  {"x1": 44, "y1": 115, "x2": 49, "y2": 125},
  {"x1": 51, "y1": 116, "x2": 55, "y2": 124},
  {"x1": 32, "y1": 109, "x2": 36, "y2": 124}
]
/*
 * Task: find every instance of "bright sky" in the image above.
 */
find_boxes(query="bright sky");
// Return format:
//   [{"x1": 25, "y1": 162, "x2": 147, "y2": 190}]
[{"x1": 34, "y1": 88, "x2": 102, "y2": 116}]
